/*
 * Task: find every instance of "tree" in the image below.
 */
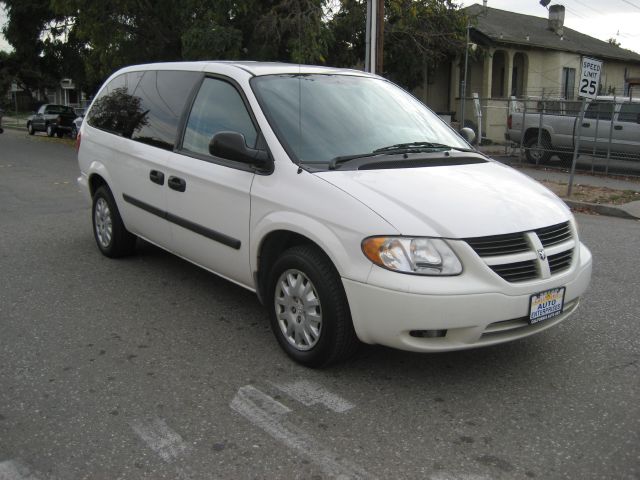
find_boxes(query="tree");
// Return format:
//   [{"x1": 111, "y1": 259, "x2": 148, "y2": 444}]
[
  {"x1": 1, "y1": 0, "x2": 61, "y2": 100},
  {"x1": 1, "y1": 0, "x2": 467, "y2": 97},
  {"x1": 607, "y1": 37, "x2": 621, "y2": 47},
  {"x1": 327, "y1": 0, "x2": 467, "y2": 91}
]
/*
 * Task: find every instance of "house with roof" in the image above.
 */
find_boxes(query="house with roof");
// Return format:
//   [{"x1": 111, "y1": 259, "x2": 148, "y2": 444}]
[{"x1": 418, "y1": 3, "x2": 640, "y2": 143}]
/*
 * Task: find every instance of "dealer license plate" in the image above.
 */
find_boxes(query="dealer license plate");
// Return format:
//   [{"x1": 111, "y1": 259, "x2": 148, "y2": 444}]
[{"x1": 529, "y1": 287, "x2": 566, "y2": 325}]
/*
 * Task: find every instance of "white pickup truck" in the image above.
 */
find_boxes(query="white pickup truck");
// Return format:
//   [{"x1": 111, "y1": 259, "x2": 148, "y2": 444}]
[{"x1": 507, "y1": 96, "x2": 640, "y2": 163}]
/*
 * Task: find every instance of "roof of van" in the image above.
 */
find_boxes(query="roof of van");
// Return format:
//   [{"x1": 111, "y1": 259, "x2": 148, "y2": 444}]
[{"x1": 118, "y1": 61, "x2": 373, "y2": 78}]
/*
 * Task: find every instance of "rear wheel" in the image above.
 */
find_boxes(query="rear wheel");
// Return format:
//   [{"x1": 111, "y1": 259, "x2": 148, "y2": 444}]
[
  {"x1": 46, "y1": 124, "x2": 55, "y2": 137},
  {"x1": 557, "y1": 152, "x2": 575, "y2": 167},
  {"x1": 56, "y1": 130, "x2": 64, "y2": 138},
  {"x1": 92, "y1": 185, "x2": 137, "y2": 258},
  {"x1": 267, "y1": 245, "x2": 359, "y2": 368},
  {"x1": 524, "y1": 136, "x2": 552, "y2": 163}
]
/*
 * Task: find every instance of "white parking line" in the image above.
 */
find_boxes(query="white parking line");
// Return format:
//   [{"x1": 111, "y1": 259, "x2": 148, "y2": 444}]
[
  {"x1": 230, "y1": 385, "x2": 372, "y2": 480},
  {"x1": 130, "y1": 417, "x2": 190, "y2": 463},
  {"x1": 0, "y1": 461, "x2": 40, "y2": 480},
  {"x1": 429, "y1": 474, "x2": 492, "y2": 480},
  {"x1": 273, "y1": 380, "x2": 355, "y2": 413}
]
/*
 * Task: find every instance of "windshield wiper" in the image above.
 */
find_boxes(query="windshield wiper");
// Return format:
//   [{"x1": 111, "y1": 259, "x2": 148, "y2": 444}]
[
  {"x1": 373, "y1": 142, "x2": 473, "y2": 153},
  {"x1": 328, "y1": 142, "x2": 474, "y2": 170},
  {"x1": 328, "y1": 152, "x2": 381, "y2": 169}
]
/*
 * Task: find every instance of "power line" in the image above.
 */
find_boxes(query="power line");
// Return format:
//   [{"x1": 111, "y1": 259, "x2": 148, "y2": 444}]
[
  {"x1": 620, "y1": 0, "x2": 640, "y2": 11},
  {"x1": 568, "y1": 0, "x2": 603, "y2": 14}
]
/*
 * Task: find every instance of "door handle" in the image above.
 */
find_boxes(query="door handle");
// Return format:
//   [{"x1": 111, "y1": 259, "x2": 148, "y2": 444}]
[
  {"x1": 168, "y1": 176, "x2": 186, "y2": 192},
  {"x1": 582, "y1": 122, "x2": 590, "y2": 128},
  {"x1": 149, "y1": 170, "x2": 165, "y2": 185},
  {"x1": 614, "y1": 125, "x2": 623, "y2": 130}
]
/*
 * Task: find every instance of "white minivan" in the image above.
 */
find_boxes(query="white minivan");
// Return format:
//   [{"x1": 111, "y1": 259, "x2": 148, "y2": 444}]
[{"x1": 77, "y1": 61, "x2": 592, "y2": 367}]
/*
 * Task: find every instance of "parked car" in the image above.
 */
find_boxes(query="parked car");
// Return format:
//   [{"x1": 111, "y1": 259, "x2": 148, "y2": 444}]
[
  {"x1": 27, "y1": 104, "x2": 77, "y2": 137},
  {"x1": 0, "y1": 108, "x2": 4, "y2": 134},
  {"x1": 71, "y1": 108, "x2": 85, "y2": 140},
  {"x1": 77, "y1": 62, "x2": 592, "y2": 367},
  {"x1": 507, "y1": 96, "x2": 640, "y2": 163}
]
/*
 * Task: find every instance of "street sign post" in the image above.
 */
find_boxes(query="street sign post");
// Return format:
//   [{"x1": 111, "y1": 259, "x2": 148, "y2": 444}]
[{"x1": 568, "y1": 57, "x2": 603, "y2": 196}]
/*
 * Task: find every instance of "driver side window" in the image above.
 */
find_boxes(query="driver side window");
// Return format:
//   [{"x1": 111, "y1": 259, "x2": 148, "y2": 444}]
[{"x1": 182, "y1": 77, "x2": 257, "y2": 158}]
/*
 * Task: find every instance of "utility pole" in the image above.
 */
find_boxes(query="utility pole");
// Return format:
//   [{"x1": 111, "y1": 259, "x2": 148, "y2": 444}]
[
  {"x1": 365, "y1": 0, "x2": 384, "y2": 75},
  {"x1": 460, "y1": 22, "x2": 470, "y2": 131},
  {"x1": 375, "y1": 0, "x2": 384, "y2": 75}
]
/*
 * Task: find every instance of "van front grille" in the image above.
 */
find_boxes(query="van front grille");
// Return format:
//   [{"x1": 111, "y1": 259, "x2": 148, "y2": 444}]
[
  {"x1": 537, "y1": 222, "x2": 572, "y2": 247},
  {"x1": 549, "y1": 250, "x2": 573, "y2": 274},
  {"x1": 489, "y1": 260, "x2": 538, "y2": 283},
  {"x1": 464, "y1": 221, "x2": 575, "y2": 283},
  {"x1": 465, "y1": 233, "x2": 529, "y2": 257}
]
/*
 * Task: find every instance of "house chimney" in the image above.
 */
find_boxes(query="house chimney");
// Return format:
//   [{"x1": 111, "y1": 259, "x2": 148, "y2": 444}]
[{"x1": 548, "y1": 4, "x2": 565, "y2": 36}]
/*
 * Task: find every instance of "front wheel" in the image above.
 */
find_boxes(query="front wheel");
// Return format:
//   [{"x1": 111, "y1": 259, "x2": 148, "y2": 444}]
[
  {"x1": 524, "y1": 136, "x2": 552, "y2": 164},
  {"x1": 27, "y1": 122, "x2": 35, "y2": 135},
  {"x1": 267, "y1": 245, "x2": 359, "y2": 368},
  {"x1": 56, "y1": 130, "x2": 64, "y2": 138},
  {"x1": 46, "y1": 124, "x2": 55, "y2": 137},
  {"x1": 92, "y1": 185, "x2": 137, "y2": 258}
]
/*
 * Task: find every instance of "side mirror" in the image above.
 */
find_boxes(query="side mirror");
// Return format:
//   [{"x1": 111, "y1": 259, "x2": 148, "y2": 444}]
[
  {"x1": 460, "y1": 127, "x2": 476, "y2": 145},
  {"x1": 209, "y1": 131, "x2": 272, "y2": 170}
]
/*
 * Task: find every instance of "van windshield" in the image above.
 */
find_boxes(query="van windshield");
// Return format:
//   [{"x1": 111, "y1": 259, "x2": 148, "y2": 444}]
[{"x1": 251, "y1": 74, "x2": 470, "y2": 168}]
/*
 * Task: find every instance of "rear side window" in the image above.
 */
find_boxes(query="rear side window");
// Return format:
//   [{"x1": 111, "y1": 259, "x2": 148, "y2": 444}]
[
  {"x1": 87, "y1": 70, "x2": 201, "y2": 149},
  {"x1": 87, "y1": 72, "x2": 144, "y2": 135},
  {"x1": 585, "y1": 102, "x2": 613, "y2": 121},
  {"x1": 130, "y1": 70, "x2": 202, "y2": 150},
  {"x1": 618, "y1": 103, "x2": 640, "y2": 123},
  {"x1": 182, "y1": 77, "x2": 257, "y2": 157}
]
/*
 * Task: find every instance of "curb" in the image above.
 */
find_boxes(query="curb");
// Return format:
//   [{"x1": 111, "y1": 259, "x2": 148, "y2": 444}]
[{"x1": 562, "y1": 199, "x2": 639, "y2": 220}]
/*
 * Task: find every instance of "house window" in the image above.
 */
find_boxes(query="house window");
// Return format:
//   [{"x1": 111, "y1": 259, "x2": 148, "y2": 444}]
[{"x1": 562, "y1": 68, "x2": 576, "y2": 100}]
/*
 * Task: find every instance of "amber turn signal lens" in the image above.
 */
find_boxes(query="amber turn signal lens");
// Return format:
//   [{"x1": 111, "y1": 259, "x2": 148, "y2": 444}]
[{"x1": 361, "y1": 237, "x2": 387, "y2": 266}]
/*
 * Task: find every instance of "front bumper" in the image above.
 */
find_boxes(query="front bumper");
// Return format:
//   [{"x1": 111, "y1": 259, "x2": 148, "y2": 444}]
[{"x1": 343, "y1": 243, "x2": 592, "y2": 352}]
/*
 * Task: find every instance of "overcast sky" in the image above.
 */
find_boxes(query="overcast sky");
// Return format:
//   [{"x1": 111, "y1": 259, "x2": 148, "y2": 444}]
[{"x1": 1, "y1": 1, "x2": 639, "y2": 54}]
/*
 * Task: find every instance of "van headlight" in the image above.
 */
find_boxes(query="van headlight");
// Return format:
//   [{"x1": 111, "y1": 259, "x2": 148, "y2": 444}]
[{"x1": 362, "y1": 237, "x2": 462, "y2": 275}]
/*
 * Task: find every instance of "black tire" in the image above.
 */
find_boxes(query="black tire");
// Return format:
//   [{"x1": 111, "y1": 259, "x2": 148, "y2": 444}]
[
  {"x1": 557, "y1": 152, "x2": 575, "y2": 167},
  {"x1": 46, "y1": 124, "x2": 55, "y2": 137},
  {"x1": 56, "y1": 130, "x2": 64, "y2": 138},
  {"x1": 524, "y1": 135, "x2": 552, "y2": 164},
  {"x1": 267, "y1": 245, "x2": 359, "y2": 368},
  {"x1": 71, "y1": 126, "x2": 78, "y2": 140},
  {"x1": 27, "y1": 122, "x2": 35, "y2": 135},
  {"x1": 92, "y1": 185, "x2": 137, "y2": 258}
]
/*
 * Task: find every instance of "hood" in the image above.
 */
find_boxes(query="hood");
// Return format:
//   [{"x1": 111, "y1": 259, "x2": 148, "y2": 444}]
[{"x1": 315, "y1": 158, "x2": 571, "y2": 238}]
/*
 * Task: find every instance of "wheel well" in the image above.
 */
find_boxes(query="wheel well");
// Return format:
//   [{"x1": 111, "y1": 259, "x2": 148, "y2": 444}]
[
  {"x1": 88, "y1": 174, "x2": 107, "y2": 198},
  {"x1": 524, "y1": 128, "x2": 551, "y2": 144},
  {"x1": 255, "y1": 230, "x2": 326, "y2": 304}
]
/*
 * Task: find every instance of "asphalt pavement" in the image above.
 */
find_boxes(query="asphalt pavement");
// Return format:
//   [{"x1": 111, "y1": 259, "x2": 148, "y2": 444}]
[{"x1": 1, "y1": 128, "x2": 639, "y2": 479}]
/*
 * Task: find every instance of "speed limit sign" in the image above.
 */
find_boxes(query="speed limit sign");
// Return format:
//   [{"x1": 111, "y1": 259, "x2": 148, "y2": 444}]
[{"x1": 578, "y1": 57, "x2": 602, "y2": 99}]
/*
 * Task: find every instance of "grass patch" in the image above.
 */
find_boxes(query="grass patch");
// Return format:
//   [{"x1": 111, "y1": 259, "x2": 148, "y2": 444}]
[{"x1": 541, "y1": 180, "x2": 640, "y2": 205}]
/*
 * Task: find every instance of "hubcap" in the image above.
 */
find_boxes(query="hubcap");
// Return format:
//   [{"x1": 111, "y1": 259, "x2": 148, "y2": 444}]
[
  {"x1": 94, "y1": 197, "x2": 113, "y2": 248},
  {"x1": 274, "y1": 269, "x2": 322, "y2": 351},
  {"x1": 530, "y1": 143, "x2": 544, "y2": 161}
]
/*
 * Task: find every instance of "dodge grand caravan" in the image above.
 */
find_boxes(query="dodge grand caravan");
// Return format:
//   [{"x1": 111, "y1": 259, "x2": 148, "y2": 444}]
[{"x1": 77, "y1": 62, "x2": 592, "y2": 367}]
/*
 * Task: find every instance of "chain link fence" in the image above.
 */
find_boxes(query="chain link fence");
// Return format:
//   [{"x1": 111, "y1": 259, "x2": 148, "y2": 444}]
[
  {"x1": 512, "y1": 96, "x2": 639, "y2": 175},
  {"x1": 457, "y1": 95, "x2": 640, "y2": 178}
]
